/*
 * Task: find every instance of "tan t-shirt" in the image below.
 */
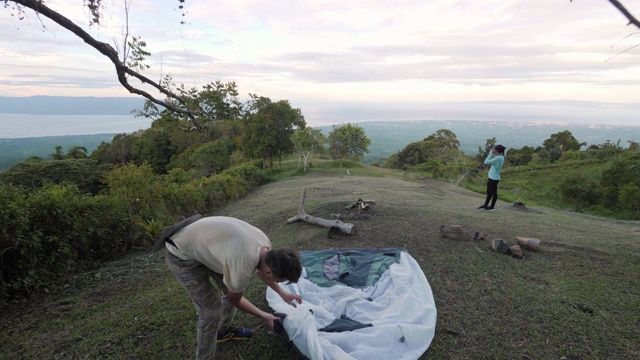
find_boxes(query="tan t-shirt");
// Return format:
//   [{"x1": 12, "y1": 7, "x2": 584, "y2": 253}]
[{"x1": 169, "y1": 216, "x2": 271, "y2": 293}]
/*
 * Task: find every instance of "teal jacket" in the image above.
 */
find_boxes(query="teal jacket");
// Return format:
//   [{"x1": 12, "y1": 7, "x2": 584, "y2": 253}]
[{"x1": 484, "y1": 153, "x2": 504, "y2": 180}]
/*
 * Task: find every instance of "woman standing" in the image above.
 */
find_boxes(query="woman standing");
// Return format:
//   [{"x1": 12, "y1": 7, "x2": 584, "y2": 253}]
[{"x1": 478, "y1": 144, "x2": 506, "y2": 211}]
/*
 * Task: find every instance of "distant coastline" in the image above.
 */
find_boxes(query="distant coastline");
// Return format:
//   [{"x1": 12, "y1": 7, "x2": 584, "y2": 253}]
[
  {"x1": 0, "y1": 96, "x2": 146, "y2": 115},
  {"x1": 1, "y1": 118, "x2": 639, "y2": 172},
  {"x1": 2, "y1": 95, "x2": 640, "y2": 131},
  {"x1": 0, "y1": 114, "x2": 152, "y2": 138},
  {"x1": 2, "y1": 96, "x2": 639, "y2": 170}
]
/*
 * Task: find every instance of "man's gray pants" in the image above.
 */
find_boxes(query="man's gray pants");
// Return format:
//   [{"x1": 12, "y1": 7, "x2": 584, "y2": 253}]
[{"x1": 165, "y1": 248, "x2": 236, "y2": 359}]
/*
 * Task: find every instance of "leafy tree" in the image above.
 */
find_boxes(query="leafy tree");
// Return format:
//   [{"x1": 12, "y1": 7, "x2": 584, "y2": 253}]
[
  {"x1": 44, "y1": 144, "x2": 88, "y2": 162},
  {"x1": 189, "y1": 137, "x2": 235, "y2": 176},
  {"x1": 386, "y1": 129, "x2": 459, "y2": 169},
  {"x1": 438, "y1": 150, "x2": 475, "y2": 187},
  {"x1": 50, "y1": 146, "x2": 65, "y2": 161},
  {"x1": 546, "y1": 130, "x2": 583, "y2": 151},
  {"x1": 385, "y1": 141, "x2": 429, "y2": 169},
  {"x1": 327, "y1": 123, "x2": 371, "y2": 167},
  {"x1": 558, "y1": 150, "x2": 584, "y2": 162},
  {"x1": 137, "y1": 81, "x2": 245, "y2": 136},
  {"x1": 90, "y1": 133, "x2": 136, "y2": 166},
  {"x1": 242, "y1": 96, "x2": 306, "y2": 169},
  {"x1": 291, "y1": 127, "x2": 326, "y2": 173},
  {"x1": 600, "y1": 152, "x2": 640, "y2": 207},
  {"x1": 591, "y1": 139, "x2": 624, "y2": 160},
  {"x1": 66, "y1": 146, "x2": 88, "y2": 159},
  {"x1": 507, "y1": 146, "x2": 534, "y2": 166},
  {"x1": 0, "y1": 159, "x2": 111, "y2": 195},
  {"x1": 425, "y1": 129, "x2": 460, "y2": 153},
  {"x1": 476, "y1": 137, "x2": 496, "y2": 163},
  {"x1": 130, "y1": 129, "x2": 172, "y2": 173}
]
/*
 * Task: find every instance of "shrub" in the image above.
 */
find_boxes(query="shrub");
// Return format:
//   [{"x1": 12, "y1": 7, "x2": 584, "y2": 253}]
[
  {"x1": 618, "y1": 184, "x2": 640, "y2": 219},
  {"x1": 0, "y1": 184, "x2": 31, "y2": 301},
  {"x1": 558, "y1": 173, "x2": 601, "y2": 211},
  {"x1": 0, "y1": 183, "x2": 132, "y2": 301},
  {"x1": 221, "y1": 163, "x2": 268, "y2": 187},
  {"x1": 103, "y1": 163, "x2": 172, "y2": 249}
]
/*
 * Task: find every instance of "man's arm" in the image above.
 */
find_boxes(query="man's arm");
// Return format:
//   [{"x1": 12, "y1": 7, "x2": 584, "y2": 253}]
[
  {"x1": 226, "y1": 290, "x2": 280, "y2": 329},
  {"x1": 266, "y1": 279, "x2": 302, "y2": 307},
  {"x1": 256, "y1": 269, "x2": 302, "y2": 307}
]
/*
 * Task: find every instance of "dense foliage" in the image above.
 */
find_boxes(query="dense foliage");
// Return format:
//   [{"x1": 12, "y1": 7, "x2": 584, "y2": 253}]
[
  {"x1": 386, "y1": 129, "x2": 640, "y2": 220},
  {"x1": 327, "y1": 123, "x2": 371, "y2": 167},
  {"x1": 0, "y1": 80, "x2": 375, "y2": 304}
]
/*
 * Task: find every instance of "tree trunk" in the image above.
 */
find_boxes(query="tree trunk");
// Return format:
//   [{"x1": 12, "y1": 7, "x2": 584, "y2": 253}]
[{"x1": 286, "y1": 188, "x2": 355, "y2": 235}]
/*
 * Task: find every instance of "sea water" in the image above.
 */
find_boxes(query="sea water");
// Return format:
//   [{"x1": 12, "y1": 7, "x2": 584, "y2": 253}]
[{"x1": 0, "y1": 113, "x2": 152, "y2": 138}]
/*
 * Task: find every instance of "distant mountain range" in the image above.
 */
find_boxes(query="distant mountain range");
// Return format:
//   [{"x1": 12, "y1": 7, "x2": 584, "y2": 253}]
[{"x1": 0, "y1": 96, "x2": 147, "y2": 115}]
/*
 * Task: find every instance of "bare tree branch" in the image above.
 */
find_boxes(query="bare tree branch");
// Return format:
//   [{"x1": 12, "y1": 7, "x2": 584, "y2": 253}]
[
  {"x1": 608, "y1": 0, "x2": 640, "y2": 29},
  {"x1": 605, "y1": 43, "x2": 640, "y2": 62},
  {"x1": 10, "y1": 0, "x2": 202, "y2": 130}
]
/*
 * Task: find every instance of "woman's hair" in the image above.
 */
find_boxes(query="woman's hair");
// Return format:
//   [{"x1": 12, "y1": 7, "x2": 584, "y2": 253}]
[
  {"x1": 495, "y1": 144, "x2": 506, "y2": 155},
  {"x1": 265, "y1": 248, "x2": 302, "y2": 283}
]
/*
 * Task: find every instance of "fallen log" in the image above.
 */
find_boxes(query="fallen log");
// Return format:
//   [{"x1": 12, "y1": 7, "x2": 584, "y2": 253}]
[{"x1": 287, "y1": 188, "x2": 356, "y2": 235}]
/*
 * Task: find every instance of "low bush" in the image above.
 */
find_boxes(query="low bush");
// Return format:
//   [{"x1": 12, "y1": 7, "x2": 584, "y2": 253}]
[{"x1": 0, "y1": 162, "x2": 267, "y2": 304}]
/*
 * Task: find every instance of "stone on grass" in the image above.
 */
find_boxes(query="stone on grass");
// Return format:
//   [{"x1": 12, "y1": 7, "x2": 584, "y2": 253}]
[
  {"x1": 516, "y1": 237, "x2": 541, "y2": 251},
  {"x1": 509, "y1": 245, "x2": 524, "y2": 259},
  {"x1": 440, "y1": 225, "x2": 469, "y2": 241},
  {"x1": 491, "y1": 239, "x2": 510, "y2": 254},
  {"x1": 513, "y1": 202, "x2": 526, "y2": 209},
  {"x1": 473, "y1": 231, "x2": 489, "y2": 241}
]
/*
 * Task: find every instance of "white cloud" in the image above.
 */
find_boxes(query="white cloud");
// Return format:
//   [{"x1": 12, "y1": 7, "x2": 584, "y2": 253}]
[{"x1": 1, "y1": 0, "x2": 639, "y2": 124}]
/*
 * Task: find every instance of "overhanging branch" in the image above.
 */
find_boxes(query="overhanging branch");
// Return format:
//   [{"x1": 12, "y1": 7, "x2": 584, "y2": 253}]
[
  {"x1": 608, "y1": 0, "x2": 640, "y2": 29},
  {"x1": 11, "y1": 0, "x2": 202, "y2": 130}
]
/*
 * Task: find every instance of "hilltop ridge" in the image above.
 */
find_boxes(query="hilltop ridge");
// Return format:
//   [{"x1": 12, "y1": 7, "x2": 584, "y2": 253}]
[{"x1": 2, "y1": 166, "x2": 638, "y2": 359}]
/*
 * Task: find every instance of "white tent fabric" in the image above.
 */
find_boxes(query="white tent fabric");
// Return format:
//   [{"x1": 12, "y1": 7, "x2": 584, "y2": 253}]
[{"x1": 266, "y1": 251, "x2": 437, "y2": 360}]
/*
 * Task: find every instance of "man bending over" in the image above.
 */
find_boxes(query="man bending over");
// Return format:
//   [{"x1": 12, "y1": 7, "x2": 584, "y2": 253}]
[{"x1": 163, "y1": 216, "x2": 302, "y2": 359}]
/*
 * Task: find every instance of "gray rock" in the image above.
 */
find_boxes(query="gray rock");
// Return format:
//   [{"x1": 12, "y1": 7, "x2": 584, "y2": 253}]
[
  {"x1": 516, "y1": 237, "x2": 541, "y2": 251},
  {"x1": 440, "y1": 225, "x2": 469, "y2": 240},
  {"x1": 491, "y1": 239, "x2": 510, "y2": 254},
  {"x1": 510, "y1": 245, "x2": 524, "y2": 258}
]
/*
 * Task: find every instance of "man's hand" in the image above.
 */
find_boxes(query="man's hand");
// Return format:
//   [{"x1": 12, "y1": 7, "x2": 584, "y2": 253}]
[
  {"x1": 280, "y1": 291, "x2": 302, "y2": 307},
  {"x1": 263, "y1": 312, "x2": 280, "y2": 330}
]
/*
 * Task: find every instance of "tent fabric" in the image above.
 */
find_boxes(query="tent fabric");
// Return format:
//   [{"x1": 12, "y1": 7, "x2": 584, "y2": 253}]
[
  {"x1": 266, "y1": 248, "x2": 437, "y2": 360},
  {"x1": 302, "y1": 248, "x2": 402, "y2": 288}
]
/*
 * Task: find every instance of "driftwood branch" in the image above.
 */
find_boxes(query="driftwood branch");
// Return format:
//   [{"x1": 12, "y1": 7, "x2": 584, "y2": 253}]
[{"x1": 287, "y1": 188, "x2": 356, "y2": 235}]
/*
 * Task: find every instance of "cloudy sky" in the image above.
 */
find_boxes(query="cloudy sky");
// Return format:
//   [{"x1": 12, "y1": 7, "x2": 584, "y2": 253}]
[{"x1": 1, "y1": 0, "x2": 639, "y2": 126}]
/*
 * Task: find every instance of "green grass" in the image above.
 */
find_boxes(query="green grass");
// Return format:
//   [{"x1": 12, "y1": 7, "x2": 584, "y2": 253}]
[
  {"x1": 2, "y1": 165, "x2": 639, "y2": 359},
  {"x1": 462, "y1": 158, "x2": 627, "y2": 219}
]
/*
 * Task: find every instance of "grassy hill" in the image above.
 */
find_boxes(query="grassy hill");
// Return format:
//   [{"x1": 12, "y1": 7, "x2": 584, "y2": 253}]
[{"x1": 1, "y1": 163, "x2": 639, "y2": 359}]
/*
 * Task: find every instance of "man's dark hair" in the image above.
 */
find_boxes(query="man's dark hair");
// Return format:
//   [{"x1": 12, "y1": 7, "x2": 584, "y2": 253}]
[{"x1": 265, "y1": 248, "x2": 302, "y2": 283}]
